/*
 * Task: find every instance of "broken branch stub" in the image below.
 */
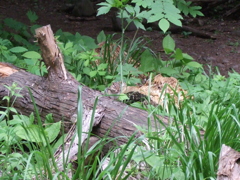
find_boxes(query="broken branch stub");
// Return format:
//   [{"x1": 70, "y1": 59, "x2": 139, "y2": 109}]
[{"x1": 35, "y1": 25, "x2": 67, "y2": 80}]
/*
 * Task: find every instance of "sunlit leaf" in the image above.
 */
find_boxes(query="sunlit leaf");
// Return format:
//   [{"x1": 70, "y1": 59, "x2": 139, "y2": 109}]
[
  {"x1": 162, "y1": 35, "x2": 175, "y2": 53},
  {"x1": 9, "y1": 47, "x2": 28, "y2": 53},
  {"x1": 158, "y1": 18, "x2": 170, "y2": 33},
  {"x1": 22, "y1": 51, "x2": 41, "y2": 59},
  {"x1": 44, "y1": 121, "x2": 61, "y2": 143}
]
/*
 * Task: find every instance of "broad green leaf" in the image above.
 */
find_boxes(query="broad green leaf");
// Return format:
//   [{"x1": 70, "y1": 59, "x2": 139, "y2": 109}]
[
  {"x1": 89, "y1": 71, "x2": 97, "y2": 77},
  {"x1": 98, "y1": 71, "x2": 106, "y2": 76},
  {"x1": 83, "y1": 59, "x2": 90, "y2": 66},
  {"x1": 3, "y1": 54, "x2": 17, "y2": 63},
  {"x1": 195, "y1": 11, "x2": 204, "y2": 17},
  {"x1": 134, "y1": 3, "x2": 141, "y2": 14},
  {"x1": 105, "y1": 75, "x2": 114, "y2": 79},
  {"x1": 16, "y1": 125, "x2": 45, "y2": 144},
  {"x1": 24, "y1": 58, "x2": 37, "y2": 66},
  {"x1": 175, "y1": 48, "x2": 183, "y2": 60},
  {"x1": 160, "y1": 67, "x2": 179, "y2": 76},
  {"x1": 45, "y1": 113, "x2": 54, "y2": 124},
  {"x1": 52, "y1": 134, "x2": 67, "y2": 152},
  {"x1": 8, "y1": 107, "x2": 18, "y2": 114},
  {"x1": 146, "y1": 155, "x2": 163, "y2": 168},
  {"x1": 162, "y1": 35, "x2": 175, "y2": 53},
  {"x1": 139, "y1": 49, "x2": 155, "y2": 72},
  {"x1": 0, "y1": 112, "x2": 7, "y2": 118},
  {"x1": 0, "y1": 39, "x2": 12, "y2": 46},
  {"x1": 4, "y1": 18, "x2": 26, "y2": 31},
  {"x1": 158, "y1": 18, "x2": 170, "y2": 33},
  {"x1": 189, "y1": 6, "x2": 204, "y2": 17},
  {"x1": 148, "y1": 14, "x2": 164, "y2": 23},
  {"x1": 9, "y1": 46, "x2": 28, "y2": 53},
  {"x1": 132, "y1": 0, "x2": 151, "y2": 8},
  {"x1": 167, "y1": 15, "x2": 182, "y2": 27},
  {"x1": 97, "y1": 85, "x2": 106, "y2": 91},
  {"x1": 22, "y1": 51, "x2": 41, "y2": 59},
  {"x1": 28, "y1": 66, "x2": 41, "y2": 76},
  {"x1": 44, "y1": 121, "x2": 61, "y2": 143},
  {"x1": 187, "y1": 61, "x2": 202, "y2": 68},
  {"x1": 13, "y1": 34, "x2": 32, "y2": 48},
  {"x1": 118, "y1": 93, "x2": 129, "y2": 101},
  {"x1": 81, "y1": 36, "x2": 98, "y2": 49},
  {"x1": 79, "y1": 52, "x2": 89, "y2": 60},
  {"x1": 3, "y1": 96, "x2": 10, "y2": 102},
  {"x1": 98, "y1": 63, "x2": 108, "y2": 70},
  {"x1": 83, "y1": 67, "x2": 91, "y2": 75},
  {"x1": 76, "y1": 74, "x2": 82, "y2": 81},
  {"x1": 183, "y1": 53, "x2": 194, "y2": 60},
  {"x1": 64, "y1": 41, "x2": 73, "y2": 49},
  {"x1": 97, "y1": 30, "x2": 106, "y2": 43},
  {"x1": 133, "y1": 19, "x2": 145, "y2": 30},
  {"x1": 120, "y1": 10, "x2": 129, "y2": 18},
  {"x1": 125, "y1": 4, "x2": 135, "y2": 14},
  {"x1": 97, "y1": 6, "x2": 111, "y2": 16},
  {"x1": 8, "y1": 119, "x2": 23, "y2": 126}
]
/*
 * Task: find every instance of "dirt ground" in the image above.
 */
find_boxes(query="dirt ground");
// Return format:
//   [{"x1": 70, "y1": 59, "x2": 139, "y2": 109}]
[{"x1": 1, "y1": 0, "x2": 240, "y2": 76}]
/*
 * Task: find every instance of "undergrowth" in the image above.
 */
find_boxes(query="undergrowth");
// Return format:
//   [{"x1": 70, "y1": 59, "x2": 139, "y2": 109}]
[{"x1": 0, "y1": 1, "x2": 240, "y2": 179}]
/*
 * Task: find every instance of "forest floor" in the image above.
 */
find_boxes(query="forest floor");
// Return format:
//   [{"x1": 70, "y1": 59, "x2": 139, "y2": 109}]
[{"x1": 1, "y1": 0, "x2": 240, "y2": 76}]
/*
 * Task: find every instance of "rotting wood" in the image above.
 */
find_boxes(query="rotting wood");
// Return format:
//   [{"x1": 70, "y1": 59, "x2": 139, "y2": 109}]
[{"x1": 54, "y1": 106, "x2": 105, "y2": 174}]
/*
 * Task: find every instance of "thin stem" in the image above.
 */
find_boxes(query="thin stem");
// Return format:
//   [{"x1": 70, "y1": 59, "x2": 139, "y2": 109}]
[{"x1": 119, "y1": 10, "x2": 125, "y2": 93}]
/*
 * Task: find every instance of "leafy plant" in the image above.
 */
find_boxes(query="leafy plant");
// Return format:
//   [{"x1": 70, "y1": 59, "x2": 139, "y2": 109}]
[
  {"x1": 115, "y1": 63, "x2": 142, "y2": 85},
  {"x1": 0, "y1": 38, "x2": 46, "y2": 76},
  {"x1": 21, "y1": 50, "x2": 47, "y2": 76},
  {"x1": 0, "y1": 11, "x2": 47, "y2": 76},
  {"x1": 98, "y1": 0, "x2": 183, "y2": 33},
  {"x1": 174, "y1": 0, "x2": 204, "y2": 17},
  {"x1": 56, "y1": 30, "x2": 114, "y2": 90},
  {"x1": 0, "y1": 38, "x2": 19, "y2": 64},
  {"x1": 126, "y1": 81, "x2": 240, "y2": 180},
  {"x1": 0, "y1": 83, "x2": 64, "y2": 179},
  {"x1": 1, "y1": 83, "x2": 23, "y2": 121},
  {"x1": 96, "y1": 0, "x2": 204, "y2": 97},
  {"x1": 26, "y1": 10, "x2": 38, "y2": 24},
  {"x1": 138, "y1": 35, "x2": 202, "y2": 80},
  {"x1": 181, "y1": 70, "x2": 240, "y2": 127},
  {"x1": 0, "y1": 11, "x2": 41, "y2": 51}
]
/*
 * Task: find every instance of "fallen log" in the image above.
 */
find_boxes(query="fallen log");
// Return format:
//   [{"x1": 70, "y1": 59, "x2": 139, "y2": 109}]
[{"x1": 0, "y1": 25, "x2": 169, "y2": 166}]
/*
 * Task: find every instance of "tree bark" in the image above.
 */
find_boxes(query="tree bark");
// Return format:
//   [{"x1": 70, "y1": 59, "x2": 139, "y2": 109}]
[{"x1": 217, "y1": 144, "x2": 240, "y2": 180}]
